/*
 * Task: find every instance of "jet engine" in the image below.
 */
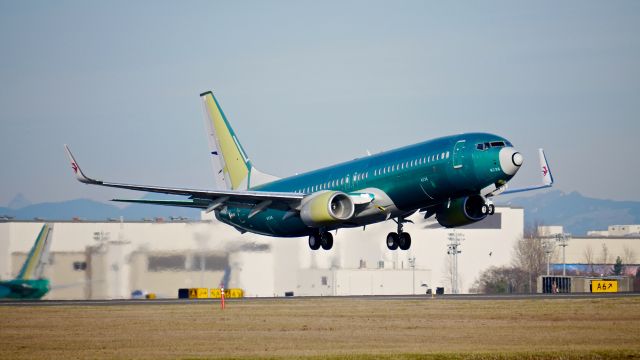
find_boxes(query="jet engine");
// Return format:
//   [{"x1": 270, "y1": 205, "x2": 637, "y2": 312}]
[
  {"x1": 436, "y1": 195, "x2": 488, "y2": 228},
  {"x1": 300, "y1": 191, "x2": 355, "y2": 227}
]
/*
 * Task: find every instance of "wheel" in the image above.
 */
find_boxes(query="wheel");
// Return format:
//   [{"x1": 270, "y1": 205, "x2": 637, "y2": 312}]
[
  {"x1": 488, "y1": 204, "x2": 495, "y2": 215},
  {"x1": 321, "y1": 231, "x2": 333, "y2": 250},
  {"x1": 482, "y1": 204, "x2": 490, "y2": 215},
  {"x1": 308, "y1": 233, "x2": 321, "y2": 250},
  {"x1": 398, "y1": 232, "x2": 411, "y2": 250},
  {"x1": 386, "y1": 232, "x2": 399, "y2": 250}
]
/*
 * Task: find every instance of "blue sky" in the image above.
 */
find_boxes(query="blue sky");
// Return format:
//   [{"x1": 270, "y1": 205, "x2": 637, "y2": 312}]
[{"x1": 1, "y1": 1, "x2": 639, "y2": 205}]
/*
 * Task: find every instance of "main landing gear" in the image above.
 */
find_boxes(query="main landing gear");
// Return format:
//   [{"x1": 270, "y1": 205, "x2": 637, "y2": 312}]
[
  {"x1": 308, "y1": 230, "x2": 333, "y2": 251},
  {"x1": 386, "y1": 217, "x2": 412, "y2": 251}
]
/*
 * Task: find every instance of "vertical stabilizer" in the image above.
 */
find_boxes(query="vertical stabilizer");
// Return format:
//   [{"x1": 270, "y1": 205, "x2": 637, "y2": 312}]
[
  {"x1": 200, "y1": 91, "x2": 278, "y2": 190},
  {"x1": 16, "y1": 223, "x2": 53, "y2": 280}
]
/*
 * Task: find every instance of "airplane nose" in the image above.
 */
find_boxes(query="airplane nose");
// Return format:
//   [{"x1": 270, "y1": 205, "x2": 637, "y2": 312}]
[
  {"x1": 512, "y1": 152, "x2": 523, "y2": 166},
  {"x1": 499, "y1": 147, "x2": 523, "y2": 175}
]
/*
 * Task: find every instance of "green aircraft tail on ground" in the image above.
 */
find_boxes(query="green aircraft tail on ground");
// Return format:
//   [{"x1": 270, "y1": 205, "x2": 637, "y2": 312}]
[{"x1": 0, "y1": 223, "x2": 53, "y2": 299}]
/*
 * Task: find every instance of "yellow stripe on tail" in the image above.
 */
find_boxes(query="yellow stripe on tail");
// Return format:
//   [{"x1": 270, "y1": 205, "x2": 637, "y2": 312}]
[{"x1": 200, "y1": 91, "x2": 278, "y2": 190}]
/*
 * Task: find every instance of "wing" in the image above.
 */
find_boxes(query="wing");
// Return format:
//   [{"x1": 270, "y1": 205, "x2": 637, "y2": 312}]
[{"x1": 64, "y1": 145, "x2": 304, "y2": 214}]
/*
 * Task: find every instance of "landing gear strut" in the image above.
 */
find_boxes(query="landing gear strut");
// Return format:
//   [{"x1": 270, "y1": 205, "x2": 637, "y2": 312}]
[
  {"x1": 386, "y1": 217, "x2": 412, "y2": 251},
  {"x1": 482, "y1": 199, "x2": 496, "y2": 216},
  {"x1": 308, "y1": 230, "x2": 333, "y2": 251}
]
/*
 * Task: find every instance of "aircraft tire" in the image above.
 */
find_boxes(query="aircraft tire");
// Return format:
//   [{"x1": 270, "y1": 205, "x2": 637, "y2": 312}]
[
  {"x1": 398, "y1": 232, "x2": 411, "y2": 250},
  {"x1": 488, "y1": 204, "x2": 495, "y2": 215},
  {"x1": 308, "y1": 234, "x2": 321, "y2": 250},
  {"x1": 386, "y1": 232, "x2": 399, "y2": 250},
  {"x1": 321, "y1": 232, "x2": 333, "y2": 250}
]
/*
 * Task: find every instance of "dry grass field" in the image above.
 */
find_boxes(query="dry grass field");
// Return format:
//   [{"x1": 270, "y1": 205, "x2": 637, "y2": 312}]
[{"x1": 1, "y1": 297, "x2": 640, "y2": 359}]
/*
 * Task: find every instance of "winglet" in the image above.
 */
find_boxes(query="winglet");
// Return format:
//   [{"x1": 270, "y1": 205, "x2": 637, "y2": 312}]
[
  {"x1": 493, "y1": 148, "x2": 554, "y2": 196},
  {"x1": 63, "y1": 145, "x2": 99, "y2": 184},
  {"x1": 539, "y1": 148, "x2": 553, "y2": 186}
]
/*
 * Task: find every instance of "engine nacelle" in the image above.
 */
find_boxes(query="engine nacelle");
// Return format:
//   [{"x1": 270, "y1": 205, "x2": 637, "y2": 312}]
[
  {"x1": 300, "y1": 191, "x2": 355, "y2": 227},
  {"x1": 436, "y1": 195, "x2": 488, "y2": 228}
]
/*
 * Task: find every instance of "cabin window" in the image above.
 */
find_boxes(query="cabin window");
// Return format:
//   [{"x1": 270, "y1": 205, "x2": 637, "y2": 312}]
[{"x1": 446, "y1": 151, "x2": 450, "y2": 159}]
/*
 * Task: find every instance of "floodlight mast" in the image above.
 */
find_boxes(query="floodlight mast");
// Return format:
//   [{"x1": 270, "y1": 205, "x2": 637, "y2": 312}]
[
  {"x1": 447, "y1": 231, "x2": 464, "y2": 294},
  {"x1": 408, "y1": 257, "x2": 416, "y2": 295},
  {"x1": 542, "y1": 239, "x2": 555, "y2": 276},
  {"x1": 555, "y1": 233, "x2": 571, "y2": 276}
]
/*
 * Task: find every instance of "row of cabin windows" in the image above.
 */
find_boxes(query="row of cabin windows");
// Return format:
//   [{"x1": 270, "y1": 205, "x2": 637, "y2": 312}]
[
  {"x1": 373, "y1": 151, "x2": 450, "y2": 176},
  {"x1": 294, "y1": 150, "x2": 451, "y2": 194},
  {"x1": 296, "y1": 172, "x2": 370, "y2": 194}
]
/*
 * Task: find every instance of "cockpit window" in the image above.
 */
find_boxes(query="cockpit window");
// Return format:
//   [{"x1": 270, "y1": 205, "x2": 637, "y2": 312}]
[{"x1": 476, "y1": 141, "x2": 507, "y2": 150}]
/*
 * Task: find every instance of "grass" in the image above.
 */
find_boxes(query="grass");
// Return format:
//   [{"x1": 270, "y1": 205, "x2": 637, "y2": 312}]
[{"x1": 1, "y1": 297, "x2": 639, "y2": 359}]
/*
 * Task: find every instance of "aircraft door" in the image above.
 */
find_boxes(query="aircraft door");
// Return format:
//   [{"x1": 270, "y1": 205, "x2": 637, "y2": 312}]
[{"x1": 453, "y1": 140, "x2": 466, "y2": 169}]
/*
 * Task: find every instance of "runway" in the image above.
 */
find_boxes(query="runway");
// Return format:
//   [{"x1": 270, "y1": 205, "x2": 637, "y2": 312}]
[{"x1": 2, "y1": 292, "x2": 638, "y2": 306}]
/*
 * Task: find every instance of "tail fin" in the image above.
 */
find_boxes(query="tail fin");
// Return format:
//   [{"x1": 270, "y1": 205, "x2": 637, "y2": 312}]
[
  {"x1": 200, "y1": 91, "x2": 278, "y2": 190},
  {"x1": 539, "y1": 148, "x2": 554, "y2": 186},
  {"x1": 16, "y1": 223, "x2": 53, "y2": 280}
]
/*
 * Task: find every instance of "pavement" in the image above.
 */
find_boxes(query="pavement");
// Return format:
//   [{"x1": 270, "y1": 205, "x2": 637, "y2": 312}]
[{"x1": 2, "y1": 292, "x2": 639, "y2": 306}]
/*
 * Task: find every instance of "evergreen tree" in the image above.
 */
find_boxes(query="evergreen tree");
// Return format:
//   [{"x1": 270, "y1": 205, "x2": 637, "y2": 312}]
[{"x1": 613, "y1": 256, "x2": 623, "y2": 276}]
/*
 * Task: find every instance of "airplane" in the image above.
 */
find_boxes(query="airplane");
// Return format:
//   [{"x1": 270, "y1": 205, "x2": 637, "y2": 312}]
[
  {"x1": 0, "y1": 223, "x2": 53, "y2": 299},
  {"x1": 65, "y1": 91, "x2": 553, "y2": 251}
]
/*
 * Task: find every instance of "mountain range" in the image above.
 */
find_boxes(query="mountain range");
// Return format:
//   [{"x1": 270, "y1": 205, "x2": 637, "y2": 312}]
[
  {"x1": 2, "y1": 191, "x2": 639, "y2": 234},
  {"x1": 0, "y1": 194, "x2": 200, "y2": 221},
  {"x1": 500, "y1": 190, "x2": 640, "y2": 235}
]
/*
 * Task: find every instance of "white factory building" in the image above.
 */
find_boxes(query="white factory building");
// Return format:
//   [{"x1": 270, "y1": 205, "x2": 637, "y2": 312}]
[
  {"x1": 3, "y1": 206, "x2": 527, "y2": 299},
  {"x1": 539, "y1": 225, "x2": 640, "y2": 277}
]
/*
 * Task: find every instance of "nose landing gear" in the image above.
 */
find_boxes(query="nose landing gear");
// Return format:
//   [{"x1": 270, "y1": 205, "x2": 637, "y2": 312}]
[
  {"x1": 482, "y1": 199, "x2": 496, "y2": 215},
  {"x1": 386, "y1": 217, "x2": 412, "y2": 251}
]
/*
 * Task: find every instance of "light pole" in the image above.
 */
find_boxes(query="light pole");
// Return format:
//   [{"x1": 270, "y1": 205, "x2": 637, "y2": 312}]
[
  {"x1": 542, "y1": 239, "x2": 555, "y2": 275},
  {"x1": 408, "y1": 257, "x2": 416, "y2": 295},
  {"x1": 447, "y1": 231, "x2": 464, "y2": 294},
  {"x1": 555, "y1": 233, "x2": 571, "y2": 276}
]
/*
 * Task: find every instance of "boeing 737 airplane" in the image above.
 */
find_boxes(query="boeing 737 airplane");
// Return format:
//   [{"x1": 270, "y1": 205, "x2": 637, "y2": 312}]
[
  {"x1": 0, "y1": 223, "x2": 53, "y2": 299},
  {"x1": 65, "y1": 91, "x2": 553, "y2": 251}
]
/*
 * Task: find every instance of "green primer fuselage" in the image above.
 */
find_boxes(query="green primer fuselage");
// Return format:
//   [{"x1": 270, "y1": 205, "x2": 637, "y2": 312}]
[
  {"x1": 0, "y1": 279, "x2": 50, "y2": 299},
  {"x1": 215, "y1": 133, "x2": 514, "y2": 237}
]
